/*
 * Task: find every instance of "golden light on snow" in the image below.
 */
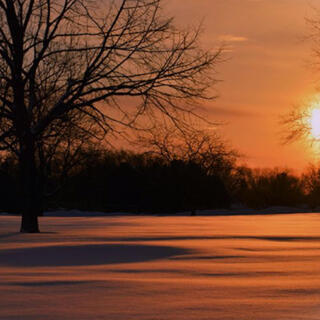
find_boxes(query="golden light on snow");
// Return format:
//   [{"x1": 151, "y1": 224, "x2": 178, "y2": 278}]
[{"x1": 2, "y1": 214, "x2": 320, "y2": 319}]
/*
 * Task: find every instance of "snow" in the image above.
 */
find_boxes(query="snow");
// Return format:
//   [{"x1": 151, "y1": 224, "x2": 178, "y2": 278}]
[{"x1": 1, "y1": 213, "x2": 320, "y2": 319}]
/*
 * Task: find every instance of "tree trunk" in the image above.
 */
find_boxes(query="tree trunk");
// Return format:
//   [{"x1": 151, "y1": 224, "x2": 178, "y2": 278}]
[{"x1": 19, "y1": 135, "x2": 42, "y2": 233}]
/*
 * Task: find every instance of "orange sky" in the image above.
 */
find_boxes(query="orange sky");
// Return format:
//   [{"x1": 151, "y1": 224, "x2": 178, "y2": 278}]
[{"x1": 166, "y1": 0, "x2": 320, "y2": 172}]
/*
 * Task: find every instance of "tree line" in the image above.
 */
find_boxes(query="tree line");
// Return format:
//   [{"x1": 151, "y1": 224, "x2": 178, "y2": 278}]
[{"x1": 1, "y1": 144, "x2": 320, "y2": 214}]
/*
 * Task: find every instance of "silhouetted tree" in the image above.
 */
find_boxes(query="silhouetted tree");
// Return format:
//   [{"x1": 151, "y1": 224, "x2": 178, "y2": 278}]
[
  {"x1": 135, "y1": 124, "x2": 237, "y2": 209},
  {"x1": 281, "y1": 103, "x2": 315, "y2": 144},
  {"x1": 0, "y1": 0, "x2": 222, "y2": 232},
  {"x1": 302, "y1": 164, "x2": 320, "y2": 208},
  {"x1": 233, "y1": 168, "x2": 304, "y2": 209},
  {"x1": 136, "y1": 124, "x2": 237, "y2": 178},
  {"x1": 281, "y1": 10, "x2": 320, "y2": 146}
]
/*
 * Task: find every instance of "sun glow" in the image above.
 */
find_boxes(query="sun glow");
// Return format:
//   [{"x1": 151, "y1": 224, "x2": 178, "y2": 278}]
[{"x1": 311, "y1": 108, "x2": 320, "y2": 139}]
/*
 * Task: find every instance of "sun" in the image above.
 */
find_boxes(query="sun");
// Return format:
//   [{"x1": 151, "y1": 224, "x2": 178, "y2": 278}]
[{"x1": 311, "y1": 108, "x2": 320, "y2": 139}]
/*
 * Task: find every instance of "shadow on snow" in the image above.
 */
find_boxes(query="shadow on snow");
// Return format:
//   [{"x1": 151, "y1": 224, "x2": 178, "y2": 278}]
[{"x1": 0, "y1": 244, "x2": 190, "y2": 267}]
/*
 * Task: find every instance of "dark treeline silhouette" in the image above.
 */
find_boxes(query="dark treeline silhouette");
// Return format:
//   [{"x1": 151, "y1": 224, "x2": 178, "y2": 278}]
[
  {"x1": 231, "y1": 167, "x2": 305, "y2": 209},
  {"x1": 1, "y1": 147, "x2": 320, "y2": 214},
  {"x1": 63, "y1": 150, "x2": 231, "y2": 212},
  {"x1": 0, "y1": 148, "x2": 231, "y2": 213}
]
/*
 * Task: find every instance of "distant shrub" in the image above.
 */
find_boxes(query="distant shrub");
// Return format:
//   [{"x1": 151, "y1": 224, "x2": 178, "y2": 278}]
[
  {"x1": 302, "y1": 165, "x2": 320, "y2": 209},
  {"x1": 230, "y1": 167, "x2": 305, "y2": 209}
]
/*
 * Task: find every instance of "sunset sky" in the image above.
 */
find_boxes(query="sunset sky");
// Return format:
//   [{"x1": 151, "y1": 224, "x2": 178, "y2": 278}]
[{"x1": 167, "y1": 0, "x2": 320, "y2": 171}]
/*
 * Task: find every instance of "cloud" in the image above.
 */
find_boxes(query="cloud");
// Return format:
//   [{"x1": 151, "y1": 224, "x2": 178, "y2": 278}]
[{"x1": 218, "y1": 34, "x2": 249, "y2": 43}]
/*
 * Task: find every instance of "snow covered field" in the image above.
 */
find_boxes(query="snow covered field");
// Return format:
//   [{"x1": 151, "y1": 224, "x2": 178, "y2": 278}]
[{"x1": 1, "y1": 213, "x2": 320, "y2": 319}]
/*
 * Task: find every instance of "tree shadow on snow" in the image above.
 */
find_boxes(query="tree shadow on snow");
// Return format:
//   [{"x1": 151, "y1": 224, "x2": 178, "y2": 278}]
[
  {"x1": 0, "y1": 231, "x2": 58, "y2": 240},
  {"x1": 0, "y1": 244, "x2": 190, "y2": 267},
  {"x1": 0, "y1": 232, "x2": 20, "y2": 239}
]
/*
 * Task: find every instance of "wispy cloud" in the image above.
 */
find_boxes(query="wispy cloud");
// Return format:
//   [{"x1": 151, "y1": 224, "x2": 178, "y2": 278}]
[{"x1": 218, "y1": 34, "x2": 249, "y2": 43}]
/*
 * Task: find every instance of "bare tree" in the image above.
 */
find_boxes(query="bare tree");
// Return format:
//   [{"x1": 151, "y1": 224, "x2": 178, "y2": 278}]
[
  {"x1": 282, "y1": 9, "x2": 320, "y2": 147},
  {"x1": 281, "y1": 104, "x2": 313, "y2": 143},
  {"x1": 0, "y1": 0, "x2": 222, "y2": 232},
  {"x1": 136, "y1": 124, "x2": 238, "y2": 177}
]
